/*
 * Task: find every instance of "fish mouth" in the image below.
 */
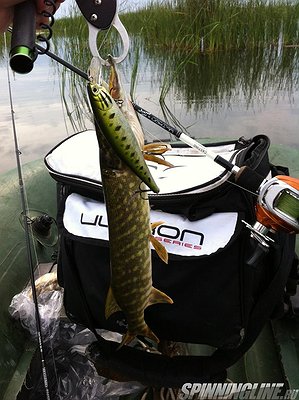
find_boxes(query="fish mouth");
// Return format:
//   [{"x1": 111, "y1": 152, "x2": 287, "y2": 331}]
[{"x1": 108, "y1": 58, "x2": 122, "y2": 101}]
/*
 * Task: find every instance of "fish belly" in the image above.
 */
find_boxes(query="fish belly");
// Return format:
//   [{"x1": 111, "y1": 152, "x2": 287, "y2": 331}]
[{"x1": 102, "y1": 164, "x2": 153, "y2": 336}]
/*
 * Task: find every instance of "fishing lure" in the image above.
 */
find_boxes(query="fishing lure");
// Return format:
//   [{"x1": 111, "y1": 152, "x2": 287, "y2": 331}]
[{"x1": 87, "y1": 83, "x2": 160, "y2": 193}]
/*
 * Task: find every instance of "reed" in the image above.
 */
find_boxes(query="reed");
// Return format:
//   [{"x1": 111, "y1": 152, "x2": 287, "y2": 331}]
[
  {"x1": 50, "y1": 0, "x2": 299, "y2": 131},
  {"x1": 121, "y1": 0, "x2": 299, "y2": 53}
]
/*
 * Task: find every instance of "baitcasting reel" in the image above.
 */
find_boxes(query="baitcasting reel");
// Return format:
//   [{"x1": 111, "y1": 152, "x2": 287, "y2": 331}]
[{"x1": 241, "y1": 174, "x2": 299, "y2": 254}]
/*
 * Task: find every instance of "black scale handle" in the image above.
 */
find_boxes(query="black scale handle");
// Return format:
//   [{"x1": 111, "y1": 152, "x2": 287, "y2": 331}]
[{"x1": 10, "y1": 0, "x2": 36, "y2": 74}]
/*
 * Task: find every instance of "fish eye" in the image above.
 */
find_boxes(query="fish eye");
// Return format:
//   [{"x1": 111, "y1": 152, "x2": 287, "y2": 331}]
[{"x1": 92, "y1": 86, "x2": 100, "y2": 95}]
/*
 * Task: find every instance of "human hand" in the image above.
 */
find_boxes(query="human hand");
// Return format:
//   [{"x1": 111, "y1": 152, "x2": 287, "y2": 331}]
[{"x1": 0, "y1": 0, "x2": 65, "y2": 33}]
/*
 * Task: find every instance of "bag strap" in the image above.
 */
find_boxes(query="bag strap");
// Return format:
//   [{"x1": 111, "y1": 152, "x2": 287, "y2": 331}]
[
  {"x1": 65, "y1": 228, "x2": 296, "y2": 388},
  {"x1": 88, "y1": 234, "x2": 296, "y2": 388}
]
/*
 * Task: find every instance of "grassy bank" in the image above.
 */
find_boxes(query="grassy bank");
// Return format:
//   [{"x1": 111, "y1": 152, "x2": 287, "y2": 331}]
[
  {"x1": 51, "y1": 0, "x2": 299, "y2": 56},
  {"x1": 121, "y1": 0, "x2": 299, "y2": 53},
  {"x1": 1, "y1": 0, "x2": 298, "y2": 58},
  {"x1": 42, "y1": 1, "x2": 299, "y2": 130}
]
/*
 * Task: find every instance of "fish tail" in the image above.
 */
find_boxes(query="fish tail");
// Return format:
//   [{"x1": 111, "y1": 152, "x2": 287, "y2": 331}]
[{"x1": 118, "y1": 325, "x2": 159, "y2": 350}]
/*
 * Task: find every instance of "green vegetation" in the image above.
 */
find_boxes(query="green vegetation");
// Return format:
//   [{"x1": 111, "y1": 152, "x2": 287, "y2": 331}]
[
  {"x1": 122, "y1": 0, "x2": 299, "y2": 124},
  {"x1": 0, "y1": 4, "x2": 296, "y2": 168},
  {"x1": 53, "y1": 0, "x2": 299, "y2": 54},
  {"x1": 47, "y1": 0, "x2": 299, "y2": 130},
  {"x1": 2, "y1": 0, "x2": 295, "y2": 74},
  {"x1": 2, "y1": 0, "x2": 298, "y2": 61},
  {"x1": 0, "y1": 1, "x2": 298, "y2": 140},
  {"x1": 121, "y1": 0, "x2": 299, "y2": 53}
]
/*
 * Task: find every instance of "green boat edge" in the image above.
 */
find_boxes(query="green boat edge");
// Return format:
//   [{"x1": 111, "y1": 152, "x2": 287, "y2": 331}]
[{"x1": 0, "y1": 141, "x2": 298, "y2": 399}]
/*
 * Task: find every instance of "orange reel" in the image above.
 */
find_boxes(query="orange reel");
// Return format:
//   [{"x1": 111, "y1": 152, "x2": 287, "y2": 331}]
[{"x1": 256, "y1": 175, "x2": 299, "y2": 234}]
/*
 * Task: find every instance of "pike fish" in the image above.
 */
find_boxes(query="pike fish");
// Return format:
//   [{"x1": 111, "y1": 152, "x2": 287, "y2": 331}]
[
  {"x1": 87, "y1": 70, "x2": 173, "y2": 347},
  {"x1": 108, "y1": 55, "x2": 174, "y2": 168}
]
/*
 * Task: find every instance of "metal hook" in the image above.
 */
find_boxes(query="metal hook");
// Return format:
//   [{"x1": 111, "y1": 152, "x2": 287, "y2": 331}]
[
  {"x1": 88, "y1": 14, "x2": 130, "y2": 67},
  {"x1": 77, "y1": 0, "x2": 129, "y2": 82}
]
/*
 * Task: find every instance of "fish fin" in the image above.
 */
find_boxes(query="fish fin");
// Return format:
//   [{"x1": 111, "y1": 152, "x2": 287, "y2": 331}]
[
  {"x1": 144, "y1": 153, "x2": 174, "y2": 168},
  {"x1": 148, "y1": 286, "x2": 174, "y2": 306},
  {"x1": 118, "y1": 325, "x2": 159, "y2": 350},
  {"x1": 143, "y1": 143, "x2": 172, "y2": 154},
  {"x1": 143, "y1": 143, "x2": 174, "y2": 167},
  {"x1": 117, "y1": 332, "x2": 136, "y2": 349},
  {"x1": 142, "y1": 324, "x2": 160, "y2": 343},
  {"x1": 151, "y1": 221, "x2": 165, "y2": 230},
  {"x1": 105, "y1": 287, "x2": 122, "y2": 319},
  {"x1": 149, "y1": 235, "x2": 168, "y2": 264}
]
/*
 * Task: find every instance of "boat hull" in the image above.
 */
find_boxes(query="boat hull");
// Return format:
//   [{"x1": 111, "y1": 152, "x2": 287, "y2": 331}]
[{"x1": 0, "y1": 160, "x2": 57, "y2": 399}]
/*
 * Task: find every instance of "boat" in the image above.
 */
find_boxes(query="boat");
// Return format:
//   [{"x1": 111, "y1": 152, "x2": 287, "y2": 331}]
[
  {"x1": 0, "y1": 136, "x2": 298, "y2": 399},
  {"x1": 0, "y1": 160, "x2": 58, "y2": 399}
]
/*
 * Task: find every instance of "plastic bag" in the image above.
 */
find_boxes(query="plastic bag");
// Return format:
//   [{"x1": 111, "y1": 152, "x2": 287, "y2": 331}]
[
  {"x1": 52, "y1": 325, "x2": 144, "y2": 399},
  {"x1": 10, "y1": 273, "x2": 144, "y2": 399},
  {"x1": 18, "y1": 321, "x2": 145, "y2": 400},
  {"x1": 9, "y1": 272, "x2": 63, "y2": 342}
]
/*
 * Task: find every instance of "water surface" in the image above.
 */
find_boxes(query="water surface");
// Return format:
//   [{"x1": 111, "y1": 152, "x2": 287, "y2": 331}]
[
  {"x1": 0, "y1": 36, "x2": 298, "y2": 174},
  {"x1": 0, "y1": 54, "x2": 78, "y2": 173}
]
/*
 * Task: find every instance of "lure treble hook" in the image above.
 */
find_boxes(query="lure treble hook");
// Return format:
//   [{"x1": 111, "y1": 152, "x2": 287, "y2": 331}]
[{"x1": 75, "y1": 0, "x2": 129, "y2": 77}]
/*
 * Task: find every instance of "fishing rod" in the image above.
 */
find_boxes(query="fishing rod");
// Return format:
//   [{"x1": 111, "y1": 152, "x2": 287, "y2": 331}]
[
  {"x1": 8, "y1": 23, "x2": 89, "y2": 79},
  {"x1": 132, "y1": 103, "x2": 299, "y2": 249},
  {"x1": 133, "y1": 103, "x2": 241, "y2": 174},
  {"x1": 9, "y1": 0, "x2": 59, "y2": 74},
  {"x1": 9, "y1": 0, "x2": 36, "y2": 73},
  {"x1": 4, "y1": 34, "x2": 52, "y2": 400},
  {"x1": 8, "y1": 2, "x2": 299, "y2": 247},
  {"x1": 8, "y1": 25, "x2": 299, "y2": 244}
]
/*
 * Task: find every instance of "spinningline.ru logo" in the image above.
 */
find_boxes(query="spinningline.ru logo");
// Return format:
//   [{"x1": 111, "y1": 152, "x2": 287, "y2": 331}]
[{"x1": 177, "y1": 383, "x2": 299, "y2": 400}]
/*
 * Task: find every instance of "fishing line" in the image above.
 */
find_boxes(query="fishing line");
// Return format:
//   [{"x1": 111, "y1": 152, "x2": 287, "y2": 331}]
[
  {"x1": 143, "y1": 123, "x2": 170, "y2": 145},
  {"x1": 21, "y1": 37, "x2": 256, "y2": 198},
  {"x1": 4, "y1": 33, "x2": 52, "y2": 400},
  {"x1": 227, "y1": 179, "x2": 259, "y2": 198},
  {"x1": 6, "y1": 29, "x2": 298, "y2": 229},
  {"x1": 97, "y1": 23, "x2": 114, "y2": 61}
]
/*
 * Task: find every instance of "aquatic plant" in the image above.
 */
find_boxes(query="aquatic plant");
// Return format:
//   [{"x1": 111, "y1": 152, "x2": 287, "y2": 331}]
[
  {"x1": 121, "y1": 0, "x2": 299, "y2": 53},
  {"x1": 50, "y1": 0, "x2": 299, "y2": 133}
]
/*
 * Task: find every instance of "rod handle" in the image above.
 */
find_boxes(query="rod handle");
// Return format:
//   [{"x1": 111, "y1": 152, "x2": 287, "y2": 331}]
[{"x1": 9, "y1": 0, "x2": 36, "y2": 74}]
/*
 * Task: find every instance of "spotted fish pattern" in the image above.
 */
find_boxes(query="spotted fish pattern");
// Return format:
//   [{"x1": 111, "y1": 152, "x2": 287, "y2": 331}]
[{"x1": 87, "y1": 80, "x2": 172, "y2": 347}]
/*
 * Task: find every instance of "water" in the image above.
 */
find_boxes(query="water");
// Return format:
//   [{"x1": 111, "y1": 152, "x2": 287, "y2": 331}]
[
  {"x1": 0, "y1": 54, "x2": 78, "y2": 173},
  {"x1": 131, "y1": 46, "x2": 299, "y2": 147},
  {"x1": 0, "y1": 37, "x2": 298, "y2": 174}
]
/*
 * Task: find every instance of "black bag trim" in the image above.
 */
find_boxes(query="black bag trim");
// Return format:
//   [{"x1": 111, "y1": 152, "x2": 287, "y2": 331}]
[
  {"x1": 75, "y1": 234, "x2": 295, "y2": 388},
  {"x1": 51, "y1": 133, "x2": 296, "y2": 386},
  {"x1": 84, "y1": 235, "x2": 295, "y2": 388},
  {"x1": 60, "y1": 190, "x2": 245, "y2": 261},
  {"x1": 45, "y1": 133, "x2": 270, "y2": 206}
]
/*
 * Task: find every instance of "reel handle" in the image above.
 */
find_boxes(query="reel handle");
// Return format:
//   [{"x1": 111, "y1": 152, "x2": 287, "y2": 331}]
[{"x1": 10, "y1": 0, "x2": 36, "y2": 74}]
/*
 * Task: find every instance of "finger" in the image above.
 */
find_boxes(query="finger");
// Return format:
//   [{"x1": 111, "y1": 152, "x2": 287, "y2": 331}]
[
  {"x1": 35, "y1": 0, "x2": 64, "y2": 28},
  {"x1": 0, "y1": 7, "x2": 13, "y2": 32},
  {"x1": 0, "y1": 0, "x2": 25, "y2": 7},
  {"x1": 36, "y1": 0, "x2": 64, "y2": 15}
]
